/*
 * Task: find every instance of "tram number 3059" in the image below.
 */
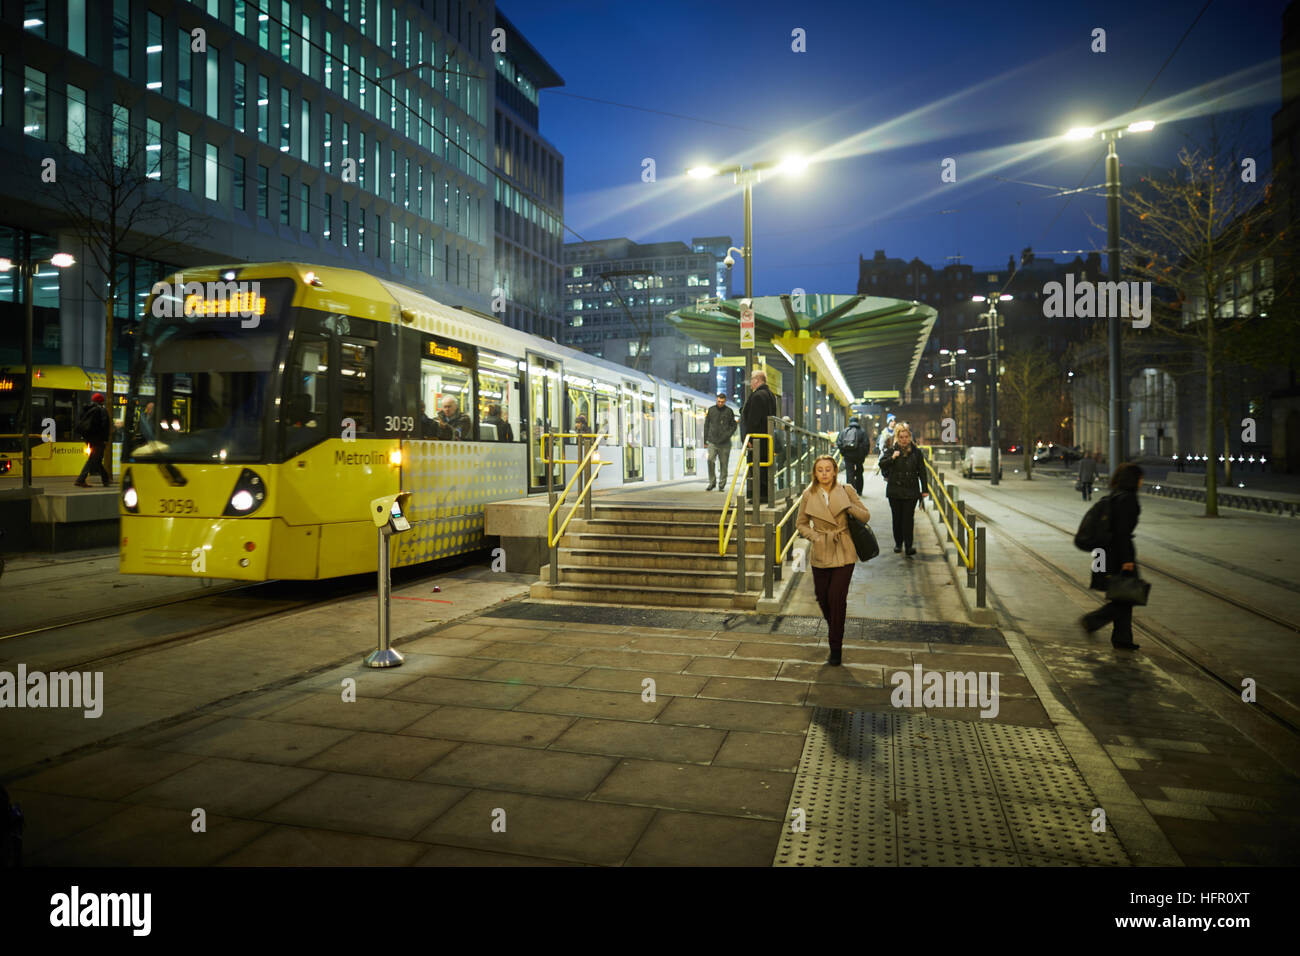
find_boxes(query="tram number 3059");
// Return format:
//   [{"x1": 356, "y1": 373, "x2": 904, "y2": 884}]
[
  {"x1": 159, "y1": 498, "x2": 198, "y2": 514},
  {"x1": 384, "y1": 416, "x2": 415, "y2": 432}
]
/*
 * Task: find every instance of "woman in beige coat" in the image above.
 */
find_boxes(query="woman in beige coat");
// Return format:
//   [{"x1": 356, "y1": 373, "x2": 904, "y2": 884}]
[{"x1": 795, "y1": 455, "x2": 871, "y2": 666}]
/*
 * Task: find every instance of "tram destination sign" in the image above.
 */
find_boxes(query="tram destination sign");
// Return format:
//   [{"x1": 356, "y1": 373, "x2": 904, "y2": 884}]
[{"x1": 426, "y1": 337, "x2": 471, "y2": 365}]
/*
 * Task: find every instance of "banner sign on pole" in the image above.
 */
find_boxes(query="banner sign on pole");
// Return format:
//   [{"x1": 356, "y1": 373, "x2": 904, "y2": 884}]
[{"x1": 740, "y1": 306, "x2": 755, "y2": 349}]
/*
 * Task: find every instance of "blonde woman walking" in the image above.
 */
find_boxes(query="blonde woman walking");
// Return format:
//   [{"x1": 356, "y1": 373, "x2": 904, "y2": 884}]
[{"x1": 795, "y1": 455, "x2": 871, "y2": 666}]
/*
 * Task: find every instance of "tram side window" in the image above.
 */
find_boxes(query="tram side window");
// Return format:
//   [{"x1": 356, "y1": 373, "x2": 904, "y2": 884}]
[
  {"x1": 283, "y1": 335, "x2": 329, "y2": 456},
  {"x1": 476, "y1": 353, "x2": 520, "y2": 442},
  {"x1": 567, "y1": 386, "x2": 593, "y2": 435},
  {"x1": 641, "y1": 393, "x2": 656, "y2": 447},
  {"x1": 340, "y1": 341, "x2": 375, "y2": 436},
  {"x1": 420, "y1": 358, "x2": 473, "y2": 440},
  {"x1": 594, "y1": 386, "x2": 616, "y2": 438},
  {"x1": 52, "y1": 390, "x2": 76, "y2": 443},
  {"x1": 671, "y1": 402, "x2": 684, "y2": 448}
]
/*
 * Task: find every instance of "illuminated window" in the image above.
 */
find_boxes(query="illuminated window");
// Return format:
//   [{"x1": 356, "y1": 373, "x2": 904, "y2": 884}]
[
  {"x1": 204, "y1": 144, "x2": 218, "y2": 201},
  {"x1": 113, "y1": 0, "x2": 129, "y2": 75},
  {"x1": 66, "y1": 85, "x2": 86, "y2": 153}
]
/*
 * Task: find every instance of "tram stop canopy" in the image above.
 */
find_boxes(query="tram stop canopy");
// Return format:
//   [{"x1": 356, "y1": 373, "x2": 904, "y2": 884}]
[{"x1": 668, "y1": 293, "x2": 938, "y2": 408}]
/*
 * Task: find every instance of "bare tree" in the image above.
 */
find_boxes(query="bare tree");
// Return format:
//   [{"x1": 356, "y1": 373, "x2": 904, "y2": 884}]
[
  {"x1": 46, "y1": 113, "x2": 208, "y2": 478},
  {"x1": 999, "y1": 350, "x2": 1060, "y2": 478},
  {"x1": 1124, "y1": 145, "x2": 1283, "y2": 515}
]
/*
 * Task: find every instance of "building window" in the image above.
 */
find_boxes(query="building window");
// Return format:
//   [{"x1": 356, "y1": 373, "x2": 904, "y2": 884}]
[
  {"x1": 235, "y1": 0, "x2": 247, "y2": 35},
  {"x1": 257, "y1": 164, "x2": 268, "y2": 216},
  {"x1": 280, "y1": 86, "x2": 291, "y2": 152},
  {"x1": 280, "y1": 0, "x2": 292, "y2": 63},
  {"x1": 111, "y1": 103, "x2": 129, "y2": 166},
  {"x1": 234, "y1": 62, "x2": 246, "y2": 132},
  {"x1": 342, "y1": 199, "x2": 349, "y2": 247},
  {"x1": 178, "y1": 30, "x2": 192, "y2": 106},
  {"x1": 325, "y1": 34, "x2": 334, "y2": 91},
  {"x1": 323, "y1": 193, "x2": 331, "y2": 239},
  {"x1": 258, "y1": 3, "x2": 270, "y2": 49},
  {"x1": 113, "y1": 0, "x2": 130, "y2": 76},
  {"x1": 233, "y1": 155, "x2": 245, "y2": 209},
  {"x1": 146, "y1": 117, "x2": 161, "y2": 179},
  {"x1": 323, "y1": 111, "x2": 333, "y2": 171},
  {"x1": 66, "y1": 84, "x2": 87, "y2": 153},
  {"x1": 204, "y1": 144, "x2": 218, "y2": 201},
  {"x1": 280, "y1": 174, "x2": 291, "y2": 225},
  {"x1": 147, "y1": 13, "x2": 163, "y2": 89},
  {"x1": 301, "y1": 10, "x2": 312, "y2": 76},
  {"x1": 24, "y1": 67, "x2": 46, "y2": 139},
  {"x1": 68, "y1": 0, "x2": 86, "y2": 55},
  {"x1": 358, "y1": 130, "x2": 366, "y2": 189},
  {"x1": 177, "y1": 130, "x2": 191, "y2": 190},
  {"x1": 206, "y1": 46, "x2": 220, "y2": 120},
  {"x1": 300, "y1": 183, "x2": 310, "y2": 231},
  {"x1": 257, "y1": 75, "x2": 269, "y2": 142}
]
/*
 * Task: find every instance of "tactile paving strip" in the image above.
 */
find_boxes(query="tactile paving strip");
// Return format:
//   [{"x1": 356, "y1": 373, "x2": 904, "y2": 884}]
[{"x1": 774, "y1": 707, "x2": 1133, "y2": 867}]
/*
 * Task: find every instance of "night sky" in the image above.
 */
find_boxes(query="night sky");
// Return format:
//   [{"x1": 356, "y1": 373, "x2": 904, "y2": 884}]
[{"x1": 505, "y1": 0, "x2": 1286, "y2": 295}]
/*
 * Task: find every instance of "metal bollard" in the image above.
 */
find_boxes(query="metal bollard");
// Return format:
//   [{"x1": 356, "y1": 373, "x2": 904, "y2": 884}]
[
  {"x1": 736, "y1": 520, "x2": 747, "y2": 593},
  {"x1": 976, "y1": 525, "x2": 987, "y2": 608},
  {"x1": 763, "y1": 522, "x2": 775, "y2": 599},
  {"x1": 960, "y1": 502, "x2": 974, "y2": 587}
]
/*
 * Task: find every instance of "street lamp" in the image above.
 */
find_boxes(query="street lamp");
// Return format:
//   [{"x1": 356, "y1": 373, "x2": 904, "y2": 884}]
[
  {"x1": 687, "y1": 156, "x2": 806, "y2": 405},
  {"x1": 0, "y1": 251, "x2": 77, "y2": 489},
  {"x1": 972, "y1": 293, "x2": 1011, "y2": 485},
  {"x1": 1063, "y1": 119, "x2": 1155, "y2": 469}
]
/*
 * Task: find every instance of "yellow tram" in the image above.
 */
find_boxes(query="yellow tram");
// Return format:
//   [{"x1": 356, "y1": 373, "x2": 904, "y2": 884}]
[
  {"x1": 0, "y1": 366, "x2": 135, "y2": 477},
  {"x1": 118, "y1": 262, "x2": 715, "y2": 580}
]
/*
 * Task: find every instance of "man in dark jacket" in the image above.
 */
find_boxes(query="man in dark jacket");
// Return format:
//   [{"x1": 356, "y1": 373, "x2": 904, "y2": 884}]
[
  {"x1": 1082, "y1": 463, "x2": 1143, "y2": 650},
  {"x1": 837, "y1": 416, "x2": 870, "y2": 493},
  {"x1": 740, "y1": 370, "x2": 778, "y2": 504},
  {"x1": 483, "y1": 403, "x2": 513, "y2": 442},
  {"x1": 74, "y1": 393, "x2": 112, "y2": 487},
  {"x1": 703, "y1": 393, "x2": 736, "y2": 491},
  {"x1": 1077, "y1": 452, "x2": 1098, "y2": 501}
]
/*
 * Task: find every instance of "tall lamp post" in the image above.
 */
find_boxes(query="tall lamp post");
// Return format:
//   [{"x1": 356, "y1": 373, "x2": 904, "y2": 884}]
[
  {"x1": 972, "y1": 293, "x2": 1011, "y2": 486},
  {"x1": 0, "y1": 251, "x2": 76, "y2": 490},
  {"x1": 1064, "y1": 120, "x2": 1155, "y2": 469},
  {"x1": 687, "y1": 156, "x2": 807, "y2": 405},
  {"x1": 939, "y1": 347, "x2": 967, "y2": 437}
]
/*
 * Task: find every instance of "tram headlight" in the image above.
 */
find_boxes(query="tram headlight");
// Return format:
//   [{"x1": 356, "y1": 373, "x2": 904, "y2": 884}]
[
  {"x1": 121, "y1": 469, "x2": 139, "y2": 513},
  {"x1": 222, "y1": 468, "x2": 266, "y2": 516}
]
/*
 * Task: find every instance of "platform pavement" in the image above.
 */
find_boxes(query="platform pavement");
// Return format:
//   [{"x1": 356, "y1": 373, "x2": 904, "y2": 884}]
[{"x1": 943, "y1": 473, "x2": 1300, "y2": 866}]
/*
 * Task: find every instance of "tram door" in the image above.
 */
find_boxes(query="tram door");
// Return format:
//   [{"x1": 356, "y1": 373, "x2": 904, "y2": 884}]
[
  {"x1": 682, "y1": 400, "x2": 698, "y2": 475},
  {"x1": 528, "y1": 354, "x2": 562, "y2": 491},
  {"x1": 622, "y1": 382, "x2": 643, "y2": 481}
]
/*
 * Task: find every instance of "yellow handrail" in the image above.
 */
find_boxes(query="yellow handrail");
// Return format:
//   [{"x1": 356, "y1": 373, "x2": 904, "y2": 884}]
[
  {"x1": 776, "y1": 496, "x2": 802, "y2": 562},
  {"x1": 918, "y1": 445, "x2": 974, "y2": 569},
  {"x1": 717, "y1": 433, "x2": 773, "y2": 556},
  {"x1": 541, "y1": 431, "x2": 604, "y2": 465},
  {"x1": 547, "y1": 434, "x2": 610, "y2": 547}
]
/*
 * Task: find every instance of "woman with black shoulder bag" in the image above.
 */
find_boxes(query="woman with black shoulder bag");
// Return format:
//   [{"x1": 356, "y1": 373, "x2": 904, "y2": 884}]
[
  {"x1": 795, "y1": 454, "x2": 872, "y2": 667},
  {"x1": 877, "y1": 424, "x2": 928, "y2": 556}
]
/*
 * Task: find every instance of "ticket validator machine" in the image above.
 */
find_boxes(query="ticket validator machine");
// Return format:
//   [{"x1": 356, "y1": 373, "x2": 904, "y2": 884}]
[{"x1": 365, "y1": 492, "x2": 412, "y2": 668}]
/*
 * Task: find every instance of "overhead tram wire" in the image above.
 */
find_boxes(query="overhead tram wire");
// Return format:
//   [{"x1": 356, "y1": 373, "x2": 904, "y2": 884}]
[{"x1": 991, "y1": 0, "x2": 1216, "y2": 300}]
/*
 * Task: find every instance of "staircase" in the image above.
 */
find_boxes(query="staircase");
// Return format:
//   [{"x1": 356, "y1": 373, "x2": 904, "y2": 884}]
[{"x1": 530, "y1": 503, "x2": 789, "y2": 609}]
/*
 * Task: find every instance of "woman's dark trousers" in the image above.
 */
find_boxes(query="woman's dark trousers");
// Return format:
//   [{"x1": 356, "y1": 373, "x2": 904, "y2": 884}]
[
  {"x1": 888, "y1": 496, "x2": 916, "y2": 549},
  {"x1": 1085, "y1": 600, "x2": 1134, "y2": 645},
  {"x1": 812, "y1": 564, "x2": 855, "y2": 651}
]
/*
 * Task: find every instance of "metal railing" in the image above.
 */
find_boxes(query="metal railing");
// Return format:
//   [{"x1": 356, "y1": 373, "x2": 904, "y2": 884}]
[
  {"x1": 919, "y1": 445, "x2": 987, "y2": 608},
  {"x1": 717, "y1": 432, "x2": 779, "y2": 597},
  {"x1": 544, "y1": 432, "x2": 610, "y2": 585}
]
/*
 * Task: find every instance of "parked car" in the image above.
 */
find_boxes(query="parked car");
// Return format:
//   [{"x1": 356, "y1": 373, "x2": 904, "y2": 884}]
[
  {"x1": 1032, "y1": 444, "x2": 1082, "y2": 465},
  {"x1": 963, "y1": 446, "x2": 1002, "y2": 480}
]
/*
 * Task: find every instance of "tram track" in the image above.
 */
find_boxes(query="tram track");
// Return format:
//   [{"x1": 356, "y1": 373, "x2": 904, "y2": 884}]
[{"x1": 965, "y1": 494, "x2": 1300, "y2": 740}]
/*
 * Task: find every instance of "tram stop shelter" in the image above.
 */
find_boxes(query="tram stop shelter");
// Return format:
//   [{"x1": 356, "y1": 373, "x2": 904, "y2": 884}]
[{"x1": 667, "y1": 293, "x2": 939, "y2": 433}]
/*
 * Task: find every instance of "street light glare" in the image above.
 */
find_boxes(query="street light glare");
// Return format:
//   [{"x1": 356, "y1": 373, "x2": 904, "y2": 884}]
[
  {"x1": 779, "y1": 154, "x2": 809, "y2": 175},
  {"x1": 1064, "y1": 126, "x2": 1096, "y2": 140},
  {"x1": 971, "y1": 295, "x2": 986, "y2": 302},
  {"x1": 50, "y1": 253, "x2": 76, "y2": 268},
  {"x1": 1127, "y1": 120, "x2": 1156, "y2": 132},
  {"x1": 687, "y1": 165, "x2": 717, "y2": 179}
]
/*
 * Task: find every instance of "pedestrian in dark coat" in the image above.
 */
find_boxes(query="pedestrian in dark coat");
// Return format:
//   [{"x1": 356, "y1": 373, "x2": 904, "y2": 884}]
[
  {"x1": 703, "y1": 393, "x2": 736, "y2": 490},
  {"x1": 1077, "y1": 452, "x2": 1098, "y2": 501},
  {"x1": 740, "y1": 370, "x2": 778, "y2": 504},
  {"x1": 876, "y1": 424, "x2": 928, "y2": 555},
  {"x1": 75, "y1": 393, "x2": 112, "y2": 487},
  {"x1": 1082, "y1": 462, "x2": 1143, "y2": 650}
]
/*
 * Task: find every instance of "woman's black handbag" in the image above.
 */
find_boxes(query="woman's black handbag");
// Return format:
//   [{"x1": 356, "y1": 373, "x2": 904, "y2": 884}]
[
  {"x1": 846, "y1": 514, "x2": 880, "y2": 562},
  {"x1": 1106, "y1": 574, "x2": 1150, "y2": 606}
]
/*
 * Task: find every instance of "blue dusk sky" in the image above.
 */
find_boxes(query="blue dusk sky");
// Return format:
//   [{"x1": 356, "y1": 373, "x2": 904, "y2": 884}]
[{"x1": 504, "y1": 0, "x2": 1287, "y2": 294}]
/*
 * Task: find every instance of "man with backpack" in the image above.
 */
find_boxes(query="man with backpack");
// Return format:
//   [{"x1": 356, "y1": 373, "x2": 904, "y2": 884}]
[
  {"x1": 837, "y1": 416, "x2": 870, "y2": 493},
  {"x1": 74, "y1": 393, "x2": 112, "y2": 487}
]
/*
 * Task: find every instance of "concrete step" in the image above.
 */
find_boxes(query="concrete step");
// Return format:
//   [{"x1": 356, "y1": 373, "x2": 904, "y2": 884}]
[
  {"x1": 586, "y1": 505, "x2": 788, "y2": 524},
  {"x1": 528, "y1": 581, "x2": 738, "y2": 608},
  {"x1": 558, "y1": 532, "x2": 767, "y2": 555},
  {"x1": 543, "y1": 564, "x2": 765, "y2": 591},
  {"x1": 559, "y1": 548, "x2": 766, "y2": 571},
  {"x1": 567, "y1": 517, "x2": 766, "y2": 539}
]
